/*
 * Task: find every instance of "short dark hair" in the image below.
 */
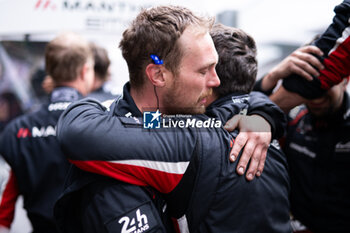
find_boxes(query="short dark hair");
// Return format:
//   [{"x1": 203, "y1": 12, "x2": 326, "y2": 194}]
[
  {"x1": 210, "y1": 24, "x2": 257, "y2": 96},
  {"x1": 119, "y1": 5, "x2": 214, "y2": 89},
  {"x1": 90, "y1": 43, "x2": 110, "y2": 81},
  {"x1": 45, "y1": 32, "x2": 92, "y2": 84}
]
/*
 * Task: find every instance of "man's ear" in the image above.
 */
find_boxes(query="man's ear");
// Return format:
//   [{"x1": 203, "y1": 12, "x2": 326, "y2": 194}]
[
  {"x1": 145, "y1": 63, "x2": 165, "y2": 87},
  {"x1": 79, "y1": 63, "x2": 89, "y2": 81}
]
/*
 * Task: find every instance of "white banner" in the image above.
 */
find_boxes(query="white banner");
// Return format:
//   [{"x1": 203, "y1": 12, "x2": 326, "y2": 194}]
[{"x1": 0, "y1": 0, "x2": 153, "y2": 35}]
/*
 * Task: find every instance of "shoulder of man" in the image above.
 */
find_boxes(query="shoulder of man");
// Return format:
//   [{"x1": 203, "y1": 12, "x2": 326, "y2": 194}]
[
  {"x1": 206, "y1": 93, "x2": 250, "y2": 121},
  {"x1": 0, "y1": 105, "x2": 58, "y2": 162}
]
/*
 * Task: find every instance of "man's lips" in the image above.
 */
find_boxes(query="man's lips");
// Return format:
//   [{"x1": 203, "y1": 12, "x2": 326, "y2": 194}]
[
  {"x1": 199, "y1": 89, "x2": 212, "y2": 105},
  {"x1": 308, "y1": 98, "x2": 328, "y2": 108},
  {"x1": 199, "y1": 97, "x2": 207, "y2": 104}
]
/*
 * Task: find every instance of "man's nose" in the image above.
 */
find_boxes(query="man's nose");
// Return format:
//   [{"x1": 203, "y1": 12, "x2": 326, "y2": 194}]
[{"x1": 207, "y1": 69, "x2": 220, "y2": 88}]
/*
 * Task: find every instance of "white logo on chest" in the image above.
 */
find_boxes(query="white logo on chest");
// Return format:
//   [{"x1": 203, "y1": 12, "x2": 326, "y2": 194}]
[{"x1": 289, "y1": 142, "x2": 316, "y2": 158}]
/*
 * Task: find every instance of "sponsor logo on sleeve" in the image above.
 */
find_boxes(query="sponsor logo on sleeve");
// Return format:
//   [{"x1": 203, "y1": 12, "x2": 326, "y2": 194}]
[
  {"x1": 270, "y1": 139, "x2": 281, "y2": 150},
  {"x1": 231, "y1": 95, "x2": 249, "y2": 104}
]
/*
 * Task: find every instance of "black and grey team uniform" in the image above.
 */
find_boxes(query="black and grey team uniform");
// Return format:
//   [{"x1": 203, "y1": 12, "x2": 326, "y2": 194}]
[
  {"x1": 0, "y1": 87, "x2": 80, "y2": 232},
  {"x1": 56, "y1": 82, "x2": 291, "y2": 233}
]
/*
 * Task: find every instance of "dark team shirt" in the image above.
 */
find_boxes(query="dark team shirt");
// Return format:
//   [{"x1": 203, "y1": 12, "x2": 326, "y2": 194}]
[
  {"x1": 54, "y1": 86, "x2": 175, "y2": 233},
  {"x1": 285, "y1": 92, "x2": 350, "y2": 232},
  {"x1": 0, "y1": 87, "x2": 80, "y2": 232}
]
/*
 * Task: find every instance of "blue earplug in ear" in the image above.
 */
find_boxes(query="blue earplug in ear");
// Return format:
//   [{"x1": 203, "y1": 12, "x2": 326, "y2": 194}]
[{"x1": 150, "y1": 54, "x2": 163, "y2": 65}]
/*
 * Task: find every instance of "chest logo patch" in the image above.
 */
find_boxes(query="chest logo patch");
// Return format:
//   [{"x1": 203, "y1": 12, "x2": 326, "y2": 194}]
[{"x1": 335, "y1": 141, "x2": 350, "y2": 152}]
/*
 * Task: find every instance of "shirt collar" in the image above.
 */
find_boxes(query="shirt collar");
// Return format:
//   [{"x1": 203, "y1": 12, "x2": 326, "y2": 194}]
[
  {"x1": 114, "y1": 82, "x2": 143, "y2": 117},
  {"x1": 50, "y1": 87, "x2": 82, "y2": 103}
]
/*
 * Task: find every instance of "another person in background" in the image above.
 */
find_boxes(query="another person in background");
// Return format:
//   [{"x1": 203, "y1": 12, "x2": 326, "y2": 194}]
[
  {"x1": 0, "y1": 92, "x2": 23, "y2": 134},
  {"x1": 88, "y1": 42, "x2": 119, "y2": 101},
  {"x1": 42, "y1": 75, "x2": 55, "y2": 95},
  {"x1": 286, "y1": 78, "x2": 350, "y2": 233},
  {"x1": 0, "y1": 32, "x2": 94, "y2": 233},
  {"x1": 258, "y1": 0, "x2": 350, "y2": 112},
  {"x1": 253, "y1": 19, "x2": 350, "y2": 233},
  {"x1": 31, "y1": 68, "x2": 50, "y2": 104}
]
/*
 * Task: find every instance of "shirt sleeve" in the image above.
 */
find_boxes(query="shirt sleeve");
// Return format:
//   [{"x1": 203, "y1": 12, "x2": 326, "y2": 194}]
[
  {"x1": 57, "y1": 98, "x2": 199, "y2": 194},
  {"x1": 247, "y1": 91, "x2": 287, "y2": 139},
  {"x1": 253, "y1": 77, "x2": 274, "y2": 96}
]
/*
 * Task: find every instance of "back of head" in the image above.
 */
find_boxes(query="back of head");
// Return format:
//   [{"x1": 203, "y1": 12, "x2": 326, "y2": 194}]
[
  {"x1": 119, "y1": 5, "x2": 214, "y2": 89},
  {"x1": 90, "y1": 42, "x2": 110, "y2": 82},
  {"x1": 45, "y1": 32, "x2": 93, "y2": 85},
  {"x1": 210, "y1": 24, "x2": 257, "y2": 97}
]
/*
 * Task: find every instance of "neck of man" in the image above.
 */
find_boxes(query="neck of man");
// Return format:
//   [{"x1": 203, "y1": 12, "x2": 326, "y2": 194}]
[
  {"x1": 130, "y1": 83, "x2": 159, "y2": 113},
  {"x1": 92, "y1": 76, "x2": 104, "y2": 91}
]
